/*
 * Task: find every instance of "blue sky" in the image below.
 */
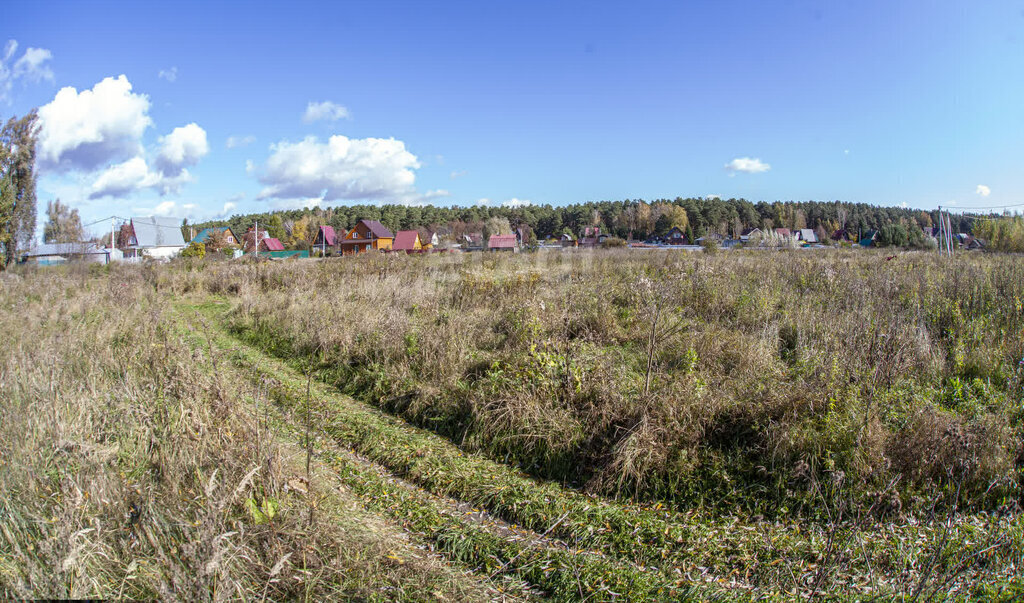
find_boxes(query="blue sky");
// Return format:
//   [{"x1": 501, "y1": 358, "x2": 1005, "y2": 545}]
[{"x1": 3, "y1": 1, "x2": 1023, "y2": 234}]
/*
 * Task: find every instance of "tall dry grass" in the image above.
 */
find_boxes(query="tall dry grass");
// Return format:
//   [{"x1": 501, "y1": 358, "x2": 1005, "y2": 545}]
[
  {"x1": 183, "y1": 249, "x2": 1023, "y2": 517},
  {"x1": 0, "y1": 265, "x2": 497, "y2": 600}
]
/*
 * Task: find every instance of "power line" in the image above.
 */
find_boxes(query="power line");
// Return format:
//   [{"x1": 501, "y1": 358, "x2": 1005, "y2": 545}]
[{"x1": 946, "y1": 202, "x2": 1024, "y2": 212}]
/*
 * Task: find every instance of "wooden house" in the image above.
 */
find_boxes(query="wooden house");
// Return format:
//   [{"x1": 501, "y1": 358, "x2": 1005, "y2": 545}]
[
  {"x1": 488, "y1": 234, "x2": 518, "y2": 252},
  {"x1": 799, "y1": 229, "x2": 818, "y2": 244},
  {"x1": 580, "y1": 226, "x2": 601, "y2": 248},
  {"x1": 393, "y1": 230, "x2": 423, "y2": 253},
  {"x1": 740, "y1": 228, "x2": 761, "y2": 242},
  {"x1": 260, "y1": 237, "x2": 285, "y2": 252},
  {"x1": 340, "y1": 219, "x2": 394, "y2": 255},
  {"x1": 665, "y1": 226, "x2": 687, "y2": 245},
  {"x1": 191, "y1": 227, "x2": 239, "y2": 248},
  {"x1": 312, "y1": 225, "x2": 339, "y2": 252}
]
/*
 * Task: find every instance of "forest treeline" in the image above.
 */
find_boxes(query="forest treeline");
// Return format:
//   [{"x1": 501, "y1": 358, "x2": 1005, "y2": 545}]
[{"x1": 190, "y1": 197, "x2": 995, "y2": 248}]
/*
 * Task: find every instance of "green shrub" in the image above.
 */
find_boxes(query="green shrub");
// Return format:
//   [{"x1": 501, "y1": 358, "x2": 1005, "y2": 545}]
[{"x1": 181, "y1": 241, "x2": 206, "y2": 258}]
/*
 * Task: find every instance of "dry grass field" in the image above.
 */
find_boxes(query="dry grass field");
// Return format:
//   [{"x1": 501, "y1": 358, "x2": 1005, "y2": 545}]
[{"x1": 2, "y1": 248, "x2": 1022, "y2": 600}]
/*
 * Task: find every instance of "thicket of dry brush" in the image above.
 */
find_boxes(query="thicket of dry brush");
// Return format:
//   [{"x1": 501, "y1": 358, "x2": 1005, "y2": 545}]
[{"x1": 185, "y1": 249, "x2": 1024, "y2": 518}]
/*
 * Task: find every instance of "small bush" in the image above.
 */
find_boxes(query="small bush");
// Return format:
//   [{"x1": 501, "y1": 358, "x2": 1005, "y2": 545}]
[{"x1": 181, "y1": 241, "x2": 206, "y2": 259}]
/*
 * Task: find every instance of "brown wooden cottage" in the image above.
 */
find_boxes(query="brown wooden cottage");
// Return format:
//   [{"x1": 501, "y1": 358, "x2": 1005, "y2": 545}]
[{"x1": 340, "y1": 220, "x2": 394, "y2": 255}]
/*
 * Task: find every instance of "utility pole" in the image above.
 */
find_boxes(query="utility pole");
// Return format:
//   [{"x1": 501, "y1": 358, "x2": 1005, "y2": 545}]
[
  {"x1": 938, "y1": 206, "x2": 944, "y2": 256},
  {"x1": 110, "y1": 217, "x2": 116, "y2": 264},
  {"x1": 947, "y1": 212, "x2": 954, "y2": 254},
  {"x1": 253, "y1": 220, "x2": 258, "y2": 258}
]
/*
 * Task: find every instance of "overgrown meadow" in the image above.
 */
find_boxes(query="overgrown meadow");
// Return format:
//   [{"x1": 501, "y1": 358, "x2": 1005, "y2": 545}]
[
  {"x1": 2, "y1": 248, "x2": 1023, "y2": 600},
  {"x1": 205, "y1": 249, "x2": 1024, "y2": 517}
]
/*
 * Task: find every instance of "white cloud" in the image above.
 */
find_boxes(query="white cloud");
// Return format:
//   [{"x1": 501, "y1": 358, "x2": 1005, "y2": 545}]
[
  {"x1": 155, "y1": 123, "x2": 208, "y2": 176},
  {"x1": 724, "y1": 157, "x2": 771, "y2": 175},
  {"x1": 900, "y1": 201, "x2": 908, "y2": 208},
  {"x1": 88, "y1": 156, "x2": 193, "y2": 199},
  {"x1": 38, "y1": 75, "x2": 152, "y2": 171},
  {"x1": 450, "y1": 170, "x2": 467, "y2": 180},
  {"x1": 14, "y1": 47, "x2": 54, "y2": 81},
  {"x1": 302, "y1": 101, "x2": 350, "y2": 123},
  {"x1": 475, "y1": 198, "x2": 491, "y2": 207},
  {"x1": 219, "y1": 201, "x2": 237, "y2": 217},
  {"x1": 89, "y1": 157, "x2": 153, "y2": 198},
  {"x1": 254, "y1": 135, "x2": 420, "y2": 203},
  {"x1": 0, "y1": 40, "x2": 54, "y2": 103},
  {"x1": 705, "y1": 194, "x2": 720, "y2": 200},
  {"x1": 975, "y1": 184, "x2": 991, "y2": 197},
  {"x1": 226, "y1": 134, "x2": 255, "y2": 148},
  {"x1": 502, "y1": 198, "x2": 532, "y2": 208},
  {"x1": 157, "y1": 67, "x2": 177, "y2": 82},
  {"x1": 131, "y1": 200, "x2": 199, "y2": 219}
]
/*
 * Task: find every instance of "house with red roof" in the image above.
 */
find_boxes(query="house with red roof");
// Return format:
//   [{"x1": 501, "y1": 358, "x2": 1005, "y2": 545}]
[
  {"x1": 260, "y1": 237, "x2": 285, "y2": 252},
  {"x1": 312, "y1": 225, "x2": 339, "y2": 250},
  {"x1": 340, "y1": 219, "x2": 394, "y2": 255},
  {"x1": 392, "y1": 230, "x2": 423, "y2": 253},
  {"x1": 488, "y1": 234, "x2": 518, "y2": 252}
]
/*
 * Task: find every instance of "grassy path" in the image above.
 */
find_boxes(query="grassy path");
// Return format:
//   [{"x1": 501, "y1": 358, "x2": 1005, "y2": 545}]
[{"x1": 175, "y1": 298, "x2": 708, "y2": 601}]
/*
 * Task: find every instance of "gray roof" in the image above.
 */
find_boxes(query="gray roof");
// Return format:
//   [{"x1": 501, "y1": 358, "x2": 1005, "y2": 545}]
[
  {"x1": 799, "y1": 228, "x2": 818, "y2": 243},
  {"x1": 24, "y1": 242, "x2": 107, "y2": 257},
  {"x1": 132, "y1": 216, "x2": 186, "y2": 248}
]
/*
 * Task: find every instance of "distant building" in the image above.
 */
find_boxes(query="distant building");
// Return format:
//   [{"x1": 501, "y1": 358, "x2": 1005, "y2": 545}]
[
  {"x1": 488, "y1": 234, "x2": 518, "y2": 252},
  {"x1": 393, "y1": 230, "x2": 423, "y2": 253},
  {"x1": 22, "y1": 242, "x2": 119, "y2": 265},
  {"x1": 858, "y1": 230, "x2": 878, "y2": 247},
  {"x1": 580, "y1": 226, "x2": 601, "y2": 248},
  {"x1": 121, "y1": 216, "x2": 187, "y2": 259},
  {"x1": 260, "y1": 238, "x2": 285, "y2": 252},
  {"x1": 340, "y1": 219, "x2": 394, "y2": 255},
  {"x1": 460, "y1": 233, "x2": 484, "y2": 250},
  {"x1": 191, "y1": 227, "x2": 239, "y2": 247},
  {"x1": 312, "y1": 225, "x2": 338, "y2": 249},
  {"x1": 665, "y1": 226, "x2": 687, "y2": 245},
  {"x1": 799, "y1": 229, "x2": 818, "y2": 244}
]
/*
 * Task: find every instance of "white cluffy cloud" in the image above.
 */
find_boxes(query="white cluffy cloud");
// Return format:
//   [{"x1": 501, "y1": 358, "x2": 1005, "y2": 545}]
[
  {"x1": 158, "y1": 67, "x2": 177, "y2": 82},
  {"x1": 38, "y1": 75, "x2": 153, "y2": 171},
  {"x1": 724, "y1": 157, "x2": 771, "y2": 175},
  {"x1": 37, "y1": 74, "x2": 210, "y2": 199},
  {"x1": 155, "y1": 123, "x2": 209, "y2": 176},
  {"x1": 88, "y1": 156, "x2": 194, "y2": 199},
  {"x1": 254, "y1": 135, "x2": 420, "y2": 203},
  {"x1": 502, "y1": 198, "x2": 532, "y2": 208},
  {"x1": 0, "y1": 40, "x2": 55, "y2": 103},
  {"x1": 975, "y1": 184, "x2": 991, "y2": 197},
  {"x1": 302, "y1": 101, "x2": 350, "y2": 123}
]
